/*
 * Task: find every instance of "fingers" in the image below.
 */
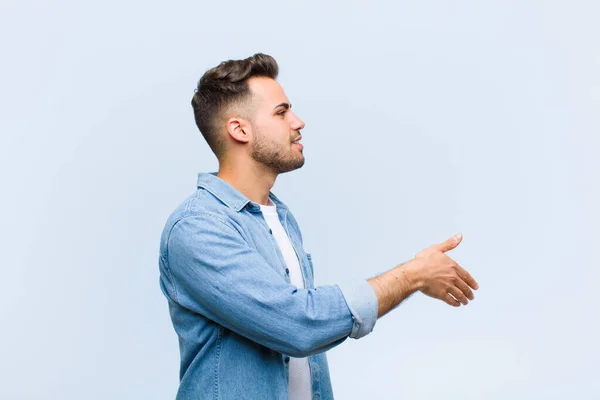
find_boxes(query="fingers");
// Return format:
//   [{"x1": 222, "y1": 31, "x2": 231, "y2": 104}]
[
  {"x1": 456, "y1": 265, "x2": 479, "y2": 290},
  {"x1": 443, "y1": 293, "x2": 461, "y2": 307},
  {"x1": 447, "y1": 286, "x2": 469, "y2": 305},
  {"x1": 453, "y1": 276, "x2": 475, "y2": 301},
  {"x1": 443, "y1": 265, "x2": 479, "y2": 307},
  {"x1": 437, "y1": 233, "x2": 462, "y2": 253}
]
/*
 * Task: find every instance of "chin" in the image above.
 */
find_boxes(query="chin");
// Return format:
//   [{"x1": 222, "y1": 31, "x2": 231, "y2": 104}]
[{"x1": 277, "y1": 158, "x2": 305, "y2": 174}]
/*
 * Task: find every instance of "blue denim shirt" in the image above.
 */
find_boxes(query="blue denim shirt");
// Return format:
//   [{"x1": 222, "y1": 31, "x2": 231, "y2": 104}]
[{"x1": 158, "y1": 172, "x2": 379, "y2": 399}]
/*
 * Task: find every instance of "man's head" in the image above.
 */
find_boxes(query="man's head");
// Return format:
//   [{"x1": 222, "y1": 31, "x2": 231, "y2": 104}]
[{"x1": 192, "y1": 53, "x2": 305, "y2": 174}]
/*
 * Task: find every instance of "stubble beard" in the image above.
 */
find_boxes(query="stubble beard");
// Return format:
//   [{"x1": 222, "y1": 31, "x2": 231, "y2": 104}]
[{"x1": 250, "y1": 129, "x2": 305, "y2": 174}]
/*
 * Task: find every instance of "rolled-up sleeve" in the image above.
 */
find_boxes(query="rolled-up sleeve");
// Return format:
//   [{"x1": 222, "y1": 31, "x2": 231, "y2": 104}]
[
  {"x1": 336, "y1": 281, "x2": 379, "y2": 339},
  {"x1": 162, "y1": 213, "x2": 373, "y2": 357}
]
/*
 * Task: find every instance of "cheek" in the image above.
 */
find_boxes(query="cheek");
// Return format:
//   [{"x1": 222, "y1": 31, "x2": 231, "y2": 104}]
[
  {"x1": 253, "y1": 119, "x2": 290, "y2": 145},
  {"x1": 262, "y1": 121, "x2": 287, "y2": 139}
]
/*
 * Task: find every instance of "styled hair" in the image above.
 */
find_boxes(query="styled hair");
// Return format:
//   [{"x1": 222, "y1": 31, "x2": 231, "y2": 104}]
[{"x1": 191, "y1": 53, "x2": 279, "y2": 159}]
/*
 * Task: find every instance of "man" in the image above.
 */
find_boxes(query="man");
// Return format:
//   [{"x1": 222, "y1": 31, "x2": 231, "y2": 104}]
[{"x1": 158, "y1": 53, "x2": 479, "y2": 400}]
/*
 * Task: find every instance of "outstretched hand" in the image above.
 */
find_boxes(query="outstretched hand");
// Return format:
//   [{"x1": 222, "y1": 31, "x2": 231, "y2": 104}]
[{"x1": 409, "y1": 233, "x2": 479, "y2": 307}]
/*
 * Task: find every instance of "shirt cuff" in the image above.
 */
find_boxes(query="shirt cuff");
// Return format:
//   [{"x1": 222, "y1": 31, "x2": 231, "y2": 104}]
[{"x1": 336, "y1": 280, "x2": 379, "y2": 339}]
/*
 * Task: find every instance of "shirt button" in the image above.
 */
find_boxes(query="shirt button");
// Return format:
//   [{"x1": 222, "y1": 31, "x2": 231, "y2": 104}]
[
  {"x1": 269, "y1": 228, "x2": 272, "y2": 234},
  {"x1": 285, "y1": 268, "x2": 290, "y2": 274},
  {"x1": 284, "y1": 357, "x2": 290, "y2": 363}
]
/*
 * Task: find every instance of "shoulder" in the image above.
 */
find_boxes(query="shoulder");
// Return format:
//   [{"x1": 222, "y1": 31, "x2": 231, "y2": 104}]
[{"x1": 159, "y1": 189, "x2": 241, "y2": 251}]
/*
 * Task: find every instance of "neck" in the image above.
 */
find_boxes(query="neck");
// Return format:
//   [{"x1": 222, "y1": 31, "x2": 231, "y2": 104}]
[{"x1": 217, "y1": 157, "x2": 277, "y2": 206}]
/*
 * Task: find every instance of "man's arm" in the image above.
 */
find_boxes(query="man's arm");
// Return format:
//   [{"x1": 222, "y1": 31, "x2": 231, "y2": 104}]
[
  {"x1": 368, "y1": 260, "x2": 421, "y2": 318},
  {"x1": 163, "y1": 215, "x2": 477, "y2": 356},
  {"x1": 368, "y1": 233, "x2": 479, "y2": 318},
  {"x1": 162, "y1": 213, "x2": 377, "y2": 358}
]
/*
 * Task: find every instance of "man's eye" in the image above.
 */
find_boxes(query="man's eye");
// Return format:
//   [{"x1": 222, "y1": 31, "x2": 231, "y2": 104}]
[{"x1": 277, "y1": 110, "x2": 287, "y2": 116}]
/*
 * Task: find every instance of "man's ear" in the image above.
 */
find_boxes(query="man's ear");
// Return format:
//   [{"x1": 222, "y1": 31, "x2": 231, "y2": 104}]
[{"x1": 226, "y1": 117, "x2": 251, "y2": 144}]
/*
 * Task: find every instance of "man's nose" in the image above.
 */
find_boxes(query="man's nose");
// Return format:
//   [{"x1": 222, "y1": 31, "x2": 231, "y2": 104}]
[{"x1": 291, "y1": 112, "x2": 305, "y2": 131}]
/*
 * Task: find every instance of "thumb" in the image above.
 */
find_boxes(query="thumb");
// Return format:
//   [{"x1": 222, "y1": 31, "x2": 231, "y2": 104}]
[{"x1": 437, "y1": 233, "x2": 462, "y2": 253}]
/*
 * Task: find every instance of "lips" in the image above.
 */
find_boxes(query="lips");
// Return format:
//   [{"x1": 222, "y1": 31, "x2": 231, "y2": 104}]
[{"x1": 292, "y1": 135, "x2": 302, "y2": 144}]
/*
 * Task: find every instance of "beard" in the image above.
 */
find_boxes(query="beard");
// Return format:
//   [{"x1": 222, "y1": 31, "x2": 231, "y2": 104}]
[{"x1": 250, "y1": 129, "x2": 305, "y2": 174}]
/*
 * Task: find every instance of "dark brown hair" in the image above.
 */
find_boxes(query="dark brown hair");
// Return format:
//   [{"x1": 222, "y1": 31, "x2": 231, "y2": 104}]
[{"x1": 191, "y1": 53, "x2": 279, "y2": 159}]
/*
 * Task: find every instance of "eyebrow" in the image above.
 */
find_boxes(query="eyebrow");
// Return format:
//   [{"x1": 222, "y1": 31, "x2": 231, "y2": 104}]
[{"x1": 273, "y1": 102, "x2": 292, "y2": 110}]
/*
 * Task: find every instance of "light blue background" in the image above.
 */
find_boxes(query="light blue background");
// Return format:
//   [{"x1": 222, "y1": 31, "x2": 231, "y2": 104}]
[{"x1": 1, "y1": 1, "x2": 598, "y2": 398}]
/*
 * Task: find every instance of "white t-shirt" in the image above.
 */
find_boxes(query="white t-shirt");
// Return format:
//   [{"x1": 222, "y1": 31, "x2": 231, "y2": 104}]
[{"x1": 259, "y1": 199, "x2": 312, "y2": 400}]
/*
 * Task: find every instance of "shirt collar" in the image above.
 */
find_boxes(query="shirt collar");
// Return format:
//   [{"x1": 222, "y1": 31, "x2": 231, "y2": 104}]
[{"x1": 196, "y1": 172, "x2": 288, "y2": 212}]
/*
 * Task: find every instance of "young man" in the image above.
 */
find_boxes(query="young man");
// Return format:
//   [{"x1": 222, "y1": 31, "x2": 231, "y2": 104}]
[{"x1": 158, "y1": 53, "x2": 479, "y2": 400}]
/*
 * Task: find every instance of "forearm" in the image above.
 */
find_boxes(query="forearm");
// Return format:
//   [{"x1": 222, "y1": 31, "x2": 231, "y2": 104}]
[{"x1": 367, "y1": 259, "x2": 424, "y2": 318}]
